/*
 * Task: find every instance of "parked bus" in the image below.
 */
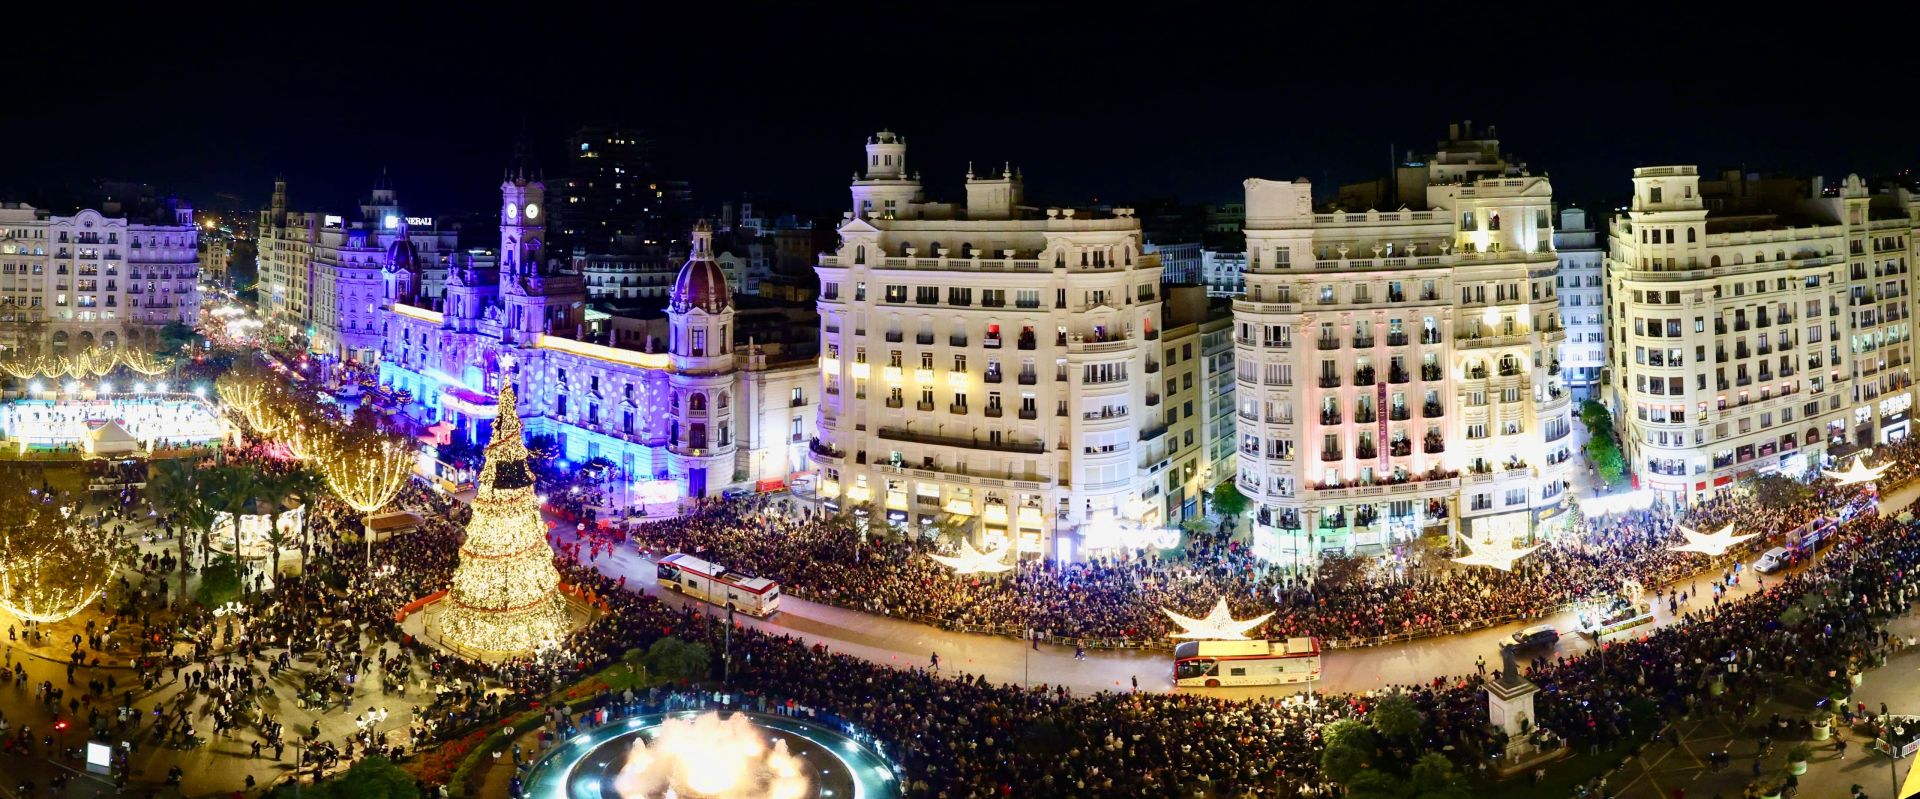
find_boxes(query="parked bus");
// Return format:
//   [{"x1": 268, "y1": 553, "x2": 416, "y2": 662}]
[
  {"x1": 654, "y1": 553, "x2": 782, "y2": 617},
  {"x1": 1174, "y1": 637, "x2": 1321, "y2": 687}
]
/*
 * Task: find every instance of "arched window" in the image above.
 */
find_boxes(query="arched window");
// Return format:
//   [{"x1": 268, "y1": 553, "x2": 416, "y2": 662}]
[
  {"x1": 1775, "y1": 250, "x2": 1785, "y2": 262},
  {"x1": 1487, "y1": 212, "x2": 1501, "y2": 231},
  {"x1": 717, "y1": 391, "x2": 730, "y2": 409},
  {"x1": 1710, "y1": 255, "x2": 1721, "y2": 267},
  {"x1": 688, "y1": 393, "x2": 708, "y2": 413},
  {"x1": 854, "y1": 246, "x2": 866, "y2": 264},
  {"x1": 960, "y1": 242, "x2": 973, "y2": 258},
  {"x1": 1754, "y1": 252, "x2": 1765, "y2": 263},
  {"x1": 1686, "y1": 228, "x2": 1697, "y2": 243},
  {"x1": 899, "y1": 242, "x2": 913, "y2": 257}
]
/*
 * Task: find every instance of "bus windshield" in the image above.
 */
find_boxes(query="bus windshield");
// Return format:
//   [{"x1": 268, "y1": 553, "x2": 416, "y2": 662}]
[{"x1": 1175, "y1": 658, "x2": 1217, "y2": 680}]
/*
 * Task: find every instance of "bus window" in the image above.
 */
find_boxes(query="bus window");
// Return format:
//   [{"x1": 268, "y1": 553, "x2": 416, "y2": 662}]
[
  {"x1": 1175, "y1": 659, "x2": 1217, "y2": 681},
  {"x1": 1229, "y1": 667, "x2": 1246, "y2": 677}
]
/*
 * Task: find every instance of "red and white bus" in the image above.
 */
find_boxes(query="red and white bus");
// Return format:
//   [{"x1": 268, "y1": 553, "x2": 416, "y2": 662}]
[
  {"x1": 654, "y1": 553, "x2": 782, "y2": 617},
  {"x1": 1174, "y1": 637, "x2": 1322, "y2": 687}
]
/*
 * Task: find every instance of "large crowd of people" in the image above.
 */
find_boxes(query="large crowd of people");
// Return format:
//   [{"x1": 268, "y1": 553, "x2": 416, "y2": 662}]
[
  {"x1": 603, "y1": 451, "x2": 1889, "y2": 650},
  {"x1": 9, "y1": 351, "x2": 1920, "y2": 797}
]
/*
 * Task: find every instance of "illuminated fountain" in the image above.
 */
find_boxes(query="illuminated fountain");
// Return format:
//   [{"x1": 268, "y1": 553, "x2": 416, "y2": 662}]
[
  {"x1": 526, "y1": 709, "x2": 899, "y2": 799},
  {"x1": 614, "y1": 712, "x2": 807, "y2": 799}
]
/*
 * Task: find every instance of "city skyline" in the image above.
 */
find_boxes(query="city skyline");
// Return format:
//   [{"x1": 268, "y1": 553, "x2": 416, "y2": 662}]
[{"x1": 5, "y1": 11, "x2": 1916, "y2": 217}]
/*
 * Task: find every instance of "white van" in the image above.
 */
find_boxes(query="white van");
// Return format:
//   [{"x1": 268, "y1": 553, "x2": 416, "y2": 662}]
[{"x1": 1754, "y1": 547, "x2": 1791, "y2": 574}]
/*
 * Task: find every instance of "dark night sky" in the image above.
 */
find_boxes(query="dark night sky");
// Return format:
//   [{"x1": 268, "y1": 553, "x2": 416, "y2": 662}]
[{"x1": 2, "y1": 9, "x2": 1914, "y2": 220}]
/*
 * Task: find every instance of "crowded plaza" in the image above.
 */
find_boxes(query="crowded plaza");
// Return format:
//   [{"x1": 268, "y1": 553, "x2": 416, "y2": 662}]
[{"x1": 1, "y1": 346, "x2": 1919, "y2": 799}]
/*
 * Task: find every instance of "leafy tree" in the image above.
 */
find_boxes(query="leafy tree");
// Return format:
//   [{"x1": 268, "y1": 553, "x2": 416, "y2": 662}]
[
  {"x1": 1578, "y1": 400, "x2": 1612, "y2": 432},
  {"x1": 1345, "y1": 768, "x2": 1408, "y2": 799},
  {"x1": 158, "y1": 321, "x2": 198, "y2": 355},
  {"x1": 1210, "y1": 480, "x2": 1249, "y2": 518},
  {"x1": 1406, "y1": 753, "x2": 1473, "y2": 799},
  {"x1": 195, "y1": 554, "x2": 243, "y2": 607},
  {"x1": 1751, "y1": 473, "x2": 1810, "y2": 511},
  {"x1": 1369, "y1": 694, "x2": 1425, "y2": 746},
  {"x1": 1585, "y1": 435, "x2": 1627, "y2": 487},
  {"x1": 642, "y1": 637, "x2": 711, "y2": 685},
  {"x1": 294, "y1": 756, "x2": 419, "y2": 799},
  {"x1": 1319, "y1": 719, "x2": 1377, "y2": 784}
]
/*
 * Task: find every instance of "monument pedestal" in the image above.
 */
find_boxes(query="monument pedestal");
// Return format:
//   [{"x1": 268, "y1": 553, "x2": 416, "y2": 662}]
[{"x1": 1487, "y1": 674, "x2": 1540, "y2": 761}]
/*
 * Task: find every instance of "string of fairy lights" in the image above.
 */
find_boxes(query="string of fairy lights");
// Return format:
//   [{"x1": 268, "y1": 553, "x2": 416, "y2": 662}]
[
  {"x1": 439, "y1": 383, "x2": 571, "y2": 655},
  {"x1": 0, "y1": 482, "x2": 116, "y2": 623}
]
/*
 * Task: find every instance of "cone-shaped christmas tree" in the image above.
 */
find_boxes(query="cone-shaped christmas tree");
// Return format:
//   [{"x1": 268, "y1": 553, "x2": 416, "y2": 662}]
[{"x1": 440, "y1": 382, "x2": 570, "y2": 655}]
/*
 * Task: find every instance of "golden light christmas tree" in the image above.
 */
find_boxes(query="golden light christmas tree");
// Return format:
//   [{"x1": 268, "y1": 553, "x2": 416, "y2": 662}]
[{"x1": 439, "y1": 383, "x2": 570, "y2": 656}]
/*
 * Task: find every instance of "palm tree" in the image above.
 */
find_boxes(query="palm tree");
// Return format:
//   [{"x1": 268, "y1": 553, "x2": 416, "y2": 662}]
[
  {"x1": 279, "y1": 467, "x2": 327, "y2": 573},
  {"x1": 204, "y1": 465, "x2": 260, "y2": 599},
  {"x1": 253, "y1": 470, "x2": 293, "y2": 584},
  {"x1": 147, "y1": 460, "x2": 205, "y2": 601}
]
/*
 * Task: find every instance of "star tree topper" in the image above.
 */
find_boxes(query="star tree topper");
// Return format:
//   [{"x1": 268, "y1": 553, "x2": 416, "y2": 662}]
[
  {"x1": 1162, "y1": 597, "x2": 1275, "y2": 640},
  {"x1": 1669, "y1": 522, "x2": 1759, "y2": 557},
  {"x1": 928, "y1": 538, "x2": 1015, "y2": 574},
  {"x1": 1452, "y1": 535, "x2": 1543, "y2": 572}
]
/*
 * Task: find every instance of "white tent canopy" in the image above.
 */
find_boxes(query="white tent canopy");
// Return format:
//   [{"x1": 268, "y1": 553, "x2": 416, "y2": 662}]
[{"x1": 83, "y1": 421, "x2": 140, "y2": 455}]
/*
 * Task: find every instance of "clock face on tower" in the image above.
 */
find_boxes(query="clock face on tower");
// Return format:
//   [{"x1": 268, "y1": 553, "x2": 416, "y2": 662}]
[
  {"x1": 505, "y1": 202, "x2": 519, "y2": 221},
  {"x1": 525, "y1": 203, "x2": 540, "y2": 220}
]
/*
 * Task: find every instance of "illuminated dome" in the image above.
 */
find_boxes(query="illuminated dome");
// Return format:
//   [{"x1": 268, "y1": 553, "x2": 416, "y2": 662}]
[
  {"x1": 386, "y1": 226, "x2": 419, "y2": 271},
  {"x1": 669, "y1": 222, "x2": 730, "y2": 314}
]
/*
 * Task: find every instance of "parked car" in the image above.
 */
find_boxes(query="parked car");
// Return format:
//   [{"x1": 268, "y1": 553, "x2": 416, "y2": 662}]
[
  {"x1": 721, "y1": 486, "x2": 753, "y2": 501},
  {"x1": 1504, "y1": 624, "x2": 1559, "y2": 650},
  {"x1": 1754, "y1": 547, "x2": 1791, "y2": 574}
]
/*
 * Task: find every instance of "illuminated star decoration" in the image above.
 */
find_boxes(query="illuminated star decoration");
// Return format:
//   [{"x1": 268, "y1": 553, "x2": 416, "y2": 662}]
[
  {"x1": 928, "y1": 539, "x2": 1015, "y2": 574},
  {"x1": 1452, "y1": 535, "x2": 1542, "y2": 572},
  {"x1": 1162, "y1": 597, "x2": 1275, "y2": 640},
  {"x1": 1824, "y1": 454, "x2": 1892, "y2": 487},
  {"x1": 1669, "y1": 522, "x2": 1759, "y2": 557}
]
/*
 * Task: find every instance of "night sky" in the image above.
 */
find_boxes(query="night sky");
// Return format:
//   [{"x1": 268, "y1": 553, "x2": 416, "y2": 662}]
[{"x1": 3, "y1": 10, "x2": 1914, "y2": 219}]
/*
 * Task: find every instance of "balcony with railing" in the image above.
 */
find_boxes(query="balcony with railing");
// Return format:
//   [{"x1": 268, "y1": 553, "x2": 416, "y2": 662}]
[
  {"x1": 1353, "y1": 335, "x2": 1374, "y2": 349},
  {"x1": 1387, "y1": 332, "x2": 1409, "y2": 347},
  {"x1": 1423, "y1": 401, "x2": 1444, "y2": 418},
  {"x1": 1320, "y1": 448, "x2": 1343, "y2": 462},
  {"x1": 1145, "y1": 359, "x2": 1161, "y2": 373},
  {"x1": 1319, "y1": 374, "x2": 1342, "y2": 388},
  {"x1": 1018, "y1": 371, "x2": 1038, "y2": 385},
  {"x1": 1421, "y1": 364, "x2": 1442, "y2": 381},
  {"x1": 808, "y1": 438, "x2": 845, "y2": 460},
  {"x1": 884, "y1": 330, "x2": 904, "y2": 343},
  {"x1": 1389, "y1": 406, "x2": 1410, "y2": 421},
  {"x1": 1390, "y1": 439, "x2": 1412, "y2": 457},
  {"x1": 1019, "y1": 407, "x2": 1039, "y2": 419},
  {"x1": 1017, "y1": 334, "x2": 1036, "y2": 350},
  {"x1": 1320, "y1": 409, "x2": 1342, "y2": 425},
  {"x1": 878, "y1": 426, "x2": 1045, "y2": 454},
  {"x1": 1424, "y1": 435, "x2": 1445, "y2": 453},
  {"x1": 1421, "y1": 330, "x2": 1443, "y2": 344},
  {"x1": 1353, "y1": 409, "x2": 1377, "y2": 424},
  {"x1": 885, "y1": 397, "x2": 905, "y2": 409},
  {"x1": 949, "y1": 335, "x2": 968, "y2": 347},
  {"x1": 1356, "y1": 443, "x2": 1377, "y2": 459},
  {"x1": 1145, "y1": 393, "x2": 1161, "y2": 406}
]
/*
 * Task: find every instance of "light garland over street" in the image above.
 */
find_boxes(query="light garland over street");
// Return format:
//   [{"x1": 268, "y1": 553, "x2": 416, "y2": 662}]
[
  {"x1": 926, "y1": 538, "x2": 1015, "y2": 574},
  {"x1": 1450, "y1": 534, "x2": 1543, "y2": 572}
]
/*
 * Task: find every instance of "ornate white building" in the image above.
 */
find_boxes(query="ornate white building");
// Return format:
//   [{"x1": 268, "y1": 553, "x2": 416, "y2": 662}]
[
  {"x1": 0, "y1": 201, "x2": 199, "y2": 353},
  {"x1": 1606, "y1": 168, "x2": 1920, "y2": 503},
  {"x1": 810, "y1": 131, "x2": 1204, "y2": 559},
  {"x1": 1234, "y1": 124, "x2": 1576, "y2": 566},
  {"x1": 375, "y1": 167, "x2": 817, "y2": 500}
]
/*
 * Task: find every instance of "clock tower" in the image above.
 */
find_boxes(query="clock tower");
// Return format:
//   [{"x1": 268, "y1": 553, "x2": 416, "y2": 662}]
[{"x1": 499, "y1": 161, "x2": 584, "y2": 346}]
